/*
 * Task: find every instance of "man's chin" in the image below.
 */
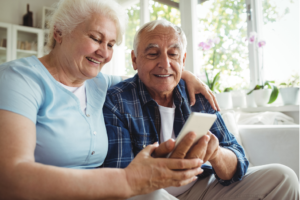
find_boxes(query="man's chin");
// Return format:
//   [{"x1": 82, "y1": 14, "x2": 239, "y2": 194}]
[{"x1": 155, "y1": 87, "x2": 176, "y2": 94}]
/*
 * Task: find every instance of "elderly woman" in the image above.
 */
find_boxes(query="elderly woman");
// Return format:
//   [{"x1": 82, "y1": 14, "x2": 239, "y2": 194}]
[{"x1": 0, "y1": 0, "x2": 219, "y2": 199}]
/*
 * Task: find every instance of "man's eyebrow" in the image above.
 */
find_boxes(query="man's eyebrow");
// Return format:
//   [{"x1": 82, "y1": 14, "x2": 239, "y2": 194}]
[
  {"x1": 144, "y1": 43, "x2": 159, "y2": 53},
  {"x1": 169, "y1": 43, "x2": 181, "y2": 50}
]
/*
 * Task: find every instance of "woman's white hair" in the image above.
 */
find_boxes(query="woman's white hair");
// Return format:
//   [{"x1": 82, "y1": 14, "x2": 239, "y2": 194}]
[
  {"x1": 46, "y1": 0, "x2": 127, "y2": 52},
  {"x1": 133, "y1": 19, "x2": 187, "y2": 56}
]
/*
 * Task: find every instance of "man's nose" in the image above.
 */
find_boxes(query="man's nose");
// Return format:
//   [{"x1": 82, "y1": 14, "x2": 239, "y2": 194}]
[{"x1": 158, "y1": 53, "x2": 171, "y2": 69}]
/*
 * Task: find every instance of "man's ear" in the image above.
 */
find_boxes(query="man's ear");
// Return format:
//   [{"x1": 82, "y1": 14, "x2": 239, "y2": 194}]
[
  {"x1": 131, "y1": 50, "x2": 138, "y2": 70},
  {"x1": 53, "y1": 26, "x2": 63, "y2": 44},
  {"x1": 182, "y1": 52, "x2": 187, "y2": 71}
]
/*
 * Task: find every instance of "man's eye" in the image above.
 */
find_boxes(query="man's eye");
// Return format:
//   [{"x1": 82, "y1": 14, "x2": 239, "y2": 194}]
[{"x1": 146, "y1": 53, "x2": 158, "y2": 59}]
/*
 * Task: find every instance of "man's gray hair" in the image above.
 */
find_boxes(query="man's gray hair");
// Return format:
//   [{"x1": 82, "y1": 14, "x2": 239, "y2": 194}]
[
  {"x1": 133, "y1": 19, "x2": 187, "y2": 56},
  {"x1": 45, "y1": 0, "x2": 127, "y2": 52}
]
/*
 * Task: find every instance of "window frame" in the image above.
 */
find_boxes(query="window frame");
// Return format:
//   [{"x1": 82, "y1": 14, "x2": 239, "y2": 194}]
[{"x1": 246, "y1": 0, "x2": 265, "y2": 88}]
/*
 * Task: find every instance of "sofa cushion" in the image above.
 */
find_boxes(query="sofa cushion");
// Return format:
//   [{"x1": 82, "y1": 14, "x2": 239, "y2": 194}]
[
  {"x1": 221, "y1": 111, "x2": 253, "y2": 167},
  {"x1": 238, "y1": 125, "x2": 299, "y2": 178}
]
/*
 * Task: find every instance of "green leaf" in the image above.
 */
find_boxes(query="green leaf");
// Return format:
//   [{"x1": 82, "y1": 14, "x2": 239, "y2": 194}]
[
  {"x1": 268, "y1": 85, "x2": 279, "y2": 104},
  {"x1": 205, "y1": 70, "x2": 211, "y2": 89},
  {"x1": 224, "y1": 87, "x2": 233, "y2": 92},
  {"x1": 211, "y1": 71, "x2": 221, "y2": 92},
  {"x1": 247, "y1": 85, "x2": 263, "y2": 95},
  {"x1": 215, "y1": 82, "x2": 221, "y2": 93},
  {"x1": 264, "y1": 81, "x2": 272, "y2": 89}
]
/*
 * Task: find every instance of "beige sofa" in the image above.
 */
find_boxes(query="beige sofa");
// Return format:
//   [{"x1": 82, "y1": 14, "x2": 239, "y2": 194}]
[
  {"x1": 221, "y1": 111, "x2": 299, "y2": 179},
  {"x1": 239, "y1": 125, "x2": 299, "y2": 178}
]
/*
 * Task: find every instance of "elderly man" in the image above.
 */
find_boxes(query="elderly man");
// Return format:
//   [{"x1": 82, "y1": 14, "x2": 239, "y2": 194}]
[{"x1": 103, "y1": 19, "x2": 298, "y2": 199}]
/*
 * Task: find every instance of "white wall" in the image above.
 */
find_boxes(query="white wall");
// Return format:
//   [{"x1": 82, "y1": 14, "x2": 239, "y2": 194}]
[
  {"x1": 0, "y1": 0, "x2": 58, "y2": 28},
  {"x1": 0, "y1": 0, "x2": 137, "y2": 28}
]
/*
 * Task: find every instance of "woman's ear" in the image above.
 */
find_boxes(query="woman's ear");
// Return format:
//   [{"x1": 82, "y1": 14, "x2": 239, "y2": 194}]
[{"x1": 53, "y1": 26, "x2": 63, "y2": 44}]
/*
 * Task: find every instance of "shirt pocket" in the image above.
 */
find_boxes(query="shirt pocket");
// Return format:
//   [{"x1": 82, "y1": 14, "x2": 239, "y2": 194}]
[{"x1": 125, "y1": 115, "x2": 156, "y2": 155}]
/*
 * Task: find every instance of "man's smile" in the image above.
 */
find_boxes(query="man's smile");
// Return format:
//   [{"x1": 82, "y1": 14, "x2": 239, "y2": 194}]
[{"x1": 154, "y1": 74, "x2": 172, "y2": 78}]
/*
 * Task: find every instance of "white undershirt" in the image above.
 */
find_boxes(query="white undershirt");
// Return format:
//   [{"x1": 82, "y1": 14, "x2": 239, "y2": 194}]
[
  {"x1": 158, "y1": 103, "x2": 197, "y2": 197},
  {"x1": 59, "y1": 82, "x2": 87, "y2": 114},
  {"x1": 158, "y1": 103, "x2": 176, "y2": 143}
]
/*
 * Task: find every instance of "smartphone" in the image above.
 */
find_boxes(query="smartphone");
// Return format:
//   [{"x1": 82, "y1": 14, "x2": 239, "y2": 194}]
[{"x1": 167, "y1": 112, "x2": 217, "y2": 158}]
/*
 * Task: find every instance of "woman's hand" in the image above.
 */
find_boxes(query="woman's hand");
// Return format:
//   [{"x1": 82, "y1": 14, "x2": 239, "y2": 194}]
[
  {"x1": 124, "y1": 142, "x2": 203, "y2": 197},
  {"x1": 181, "y1": 70, "x2": 220, "y2": 111}
]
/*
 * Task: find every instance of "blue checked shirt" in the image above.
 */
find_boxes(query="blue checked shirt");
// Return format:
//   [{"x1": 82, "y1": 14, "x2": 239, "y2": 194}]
[{"x1": 103, "y1": 74, "x2": 249, "y2": 186}]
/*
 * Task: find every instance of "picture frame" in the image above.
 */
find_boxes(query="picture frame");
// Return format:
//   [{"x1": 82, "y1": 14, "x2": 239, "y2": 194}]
[{"x1": 41, "y1": 6, "x2": 55, "y2": 30}]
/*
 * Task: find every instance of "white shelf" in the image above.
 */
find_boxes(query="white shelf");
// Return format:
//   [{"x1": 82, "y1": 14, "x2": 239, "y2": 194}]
[
  {"x1": 223, "y1": 105, "x2": 299, "y2": 113},
  {"x1": 12, "y1": 24, "x2": 44, "y2": 60},
  {"x1": 0, "y1": 22, "x2": 44, "y2": 62},
  {"x1": 0, "y1": 22, "x2": 12, "y2": 62},
  {"x1": 17, "y1": 49, "x2": 38, "y2": 54}
]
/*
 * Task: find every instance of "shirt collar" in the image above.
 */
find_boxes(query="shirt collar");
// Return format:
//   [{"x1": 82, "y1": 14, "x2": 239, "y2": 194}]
[{"x1": 135, "y1": 74, "x2": 155, "y2": 106}]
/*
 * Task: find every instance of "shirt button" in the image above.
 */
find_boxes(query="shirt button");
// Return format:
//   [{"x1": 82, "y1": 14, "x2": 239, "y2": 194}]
[
  {"x1": 86, "y1": 114, "x2": 90, "y2": 117},
  {"x1": 143, "y1": 144, "x2": 146, "y2": 148},
  {"x1": 93, "y1": 131, "x2": 97, "y2": 135},
  {"x1": 91, "y1": 151, "x2": 95, "y2": 155}
]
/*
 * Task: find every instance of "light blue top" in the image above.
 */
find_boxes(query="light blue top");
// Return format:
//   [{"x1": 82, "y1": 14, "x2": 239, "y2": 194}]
[{"x1": 0, "y1": 56, "x2": 122, "y2": 169}]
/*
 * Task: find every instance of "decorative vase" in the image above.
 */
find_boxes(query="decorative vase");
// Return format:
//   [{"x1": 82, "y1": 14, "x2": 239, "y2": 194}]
[
  {"x1": 231, "y1": 90, "x2": 247, "y2": 108},
  {"x1": 23, "y1": 4, "x2": 33, "y2": 27},
  {"x1": 246, "y1": 92, "x2": 256, "y2": 107},
  {"x1": 280, "y1": 87, "x2": 299, "y2": 105},
  {"x1": 253, "y1": 89, "x2": 272, "y2": 107},
  {"x1": 215, "y1": 92, "x2": 233, "y2": 110}
]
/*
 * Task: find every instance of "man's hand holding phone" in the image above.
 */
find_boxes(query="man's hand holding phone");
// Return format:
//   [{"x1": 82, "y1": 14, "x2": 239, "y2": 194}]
[{"x1": 153, "y1": 131, "x2": 220, "y2": 164}]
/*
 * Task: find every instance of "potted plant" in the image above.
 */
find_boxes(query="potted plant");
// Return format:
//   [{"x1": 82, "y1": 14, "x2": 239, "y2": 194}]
[
  {"x1": 279, "y1": 74, "x2": 299, "y2": 105},
  {"x1": 231, "y1": 89, "x2": 247, "y2": 108},
  {"x1": 247, "y1": 81, "x2": 279, "y2": 107},
  {"x1": 204, "y1": 70, "x2": 233, "y2": 109}
]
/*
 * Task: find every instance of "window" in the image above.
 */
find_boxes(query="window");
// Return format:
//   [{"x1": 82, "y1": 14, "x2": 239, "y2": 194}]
[
  {"x1": 149, "y1": 1, "x2": 180, "y2": 25},
  {"x1": 262, "y1": 0, "x2": 299, "y2": 84},
  {"x1": 197, "y1": 0, "x2": 249, "y2": 92},
  {"x1": 119, "y1": 0, "x2": 298, "y2": 93},
  {"x1": 123, "y1": 0, "x2": 180, "y2": 76},
  {"x1": 124, "y1": 2, "x2": 140, "y2": 76}
]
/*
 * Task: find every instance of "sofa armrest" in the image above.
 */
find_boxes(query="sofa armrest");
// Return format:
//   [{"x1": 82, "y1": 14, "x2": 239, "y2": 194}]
[{"x1": 238, "y1": 125, "x2": 299, "y2": 178}]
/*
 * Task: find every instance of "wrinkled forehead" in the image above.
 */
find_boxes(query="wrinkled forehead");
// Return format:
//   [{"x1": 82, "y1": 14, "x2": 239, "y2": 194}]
[{"x1": 139, "y1": 26, "x2": 184, "y2": 51}]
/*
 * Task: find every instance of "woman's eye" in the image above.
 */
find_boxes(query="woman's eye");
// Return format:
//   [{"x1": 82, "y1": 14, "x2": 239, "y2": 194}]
[
  {"x1": 108, "y1": 44, "x2": 114, "y2": 48},
  {"x1": 91, "y1": 37, "x2": 100, "y2": 42}
]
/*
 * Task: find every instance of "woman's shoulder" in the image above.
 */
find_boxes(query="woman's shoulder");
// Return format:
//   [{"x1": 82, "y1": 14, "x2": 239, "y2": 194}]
[
  {"x1": 0, "y1": 56, "x2": 52, "y2": 104},
  {"x1": 0, "y1": 56, "x2": 47, "y2": 80},
  {"x1": 0, "y1": 56, "x2": 48, "y2": 123}
]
